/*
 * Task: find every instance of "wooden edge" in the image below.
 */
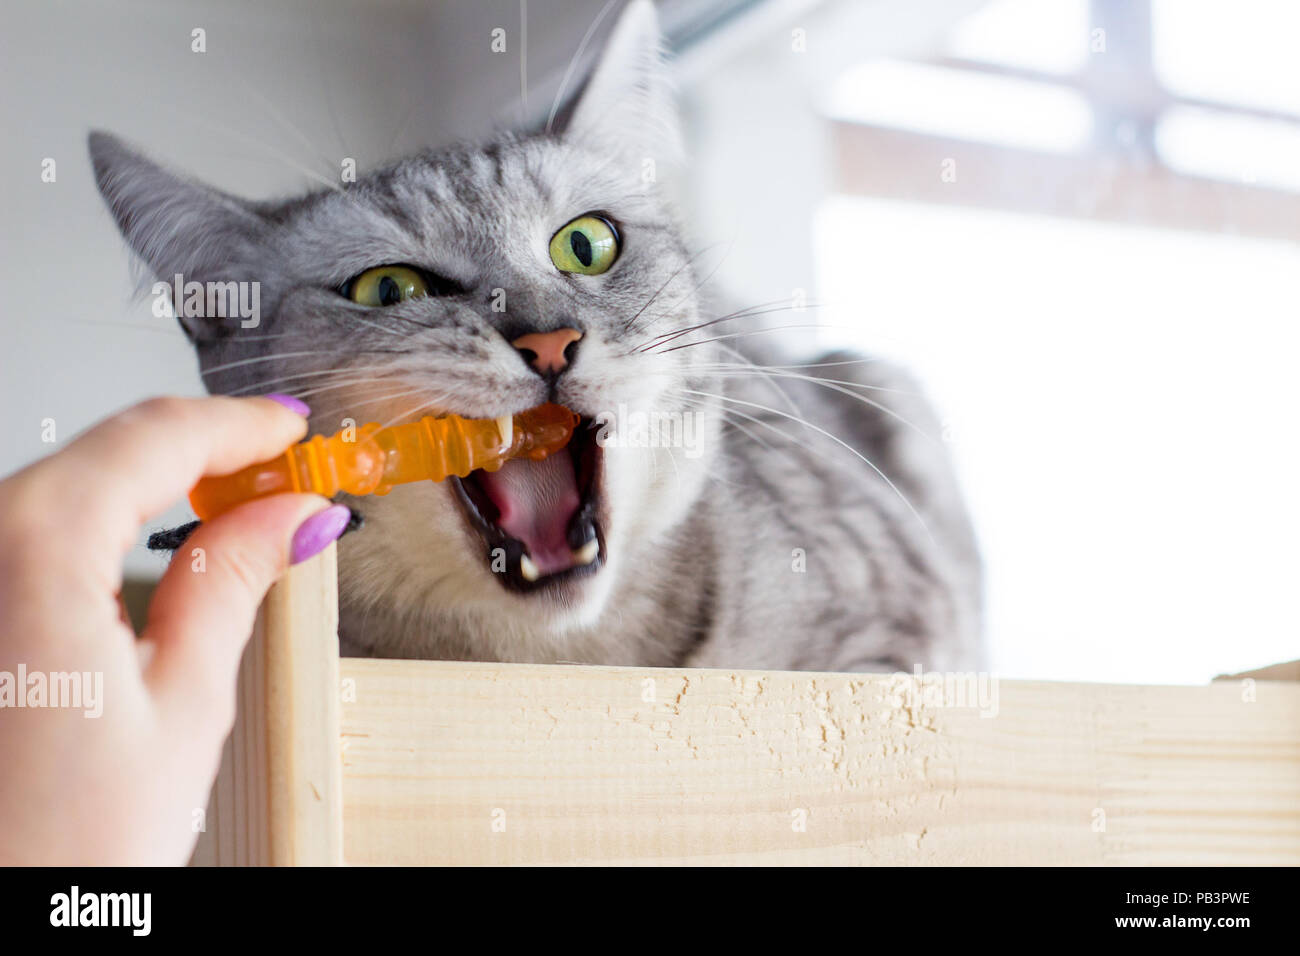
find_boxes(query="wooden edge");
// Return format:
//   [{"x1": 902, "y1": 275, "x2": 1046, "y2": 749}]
[
  {"x1": 338, "y1": 660, "x2": 1300, "y2": 866},
  {"x1": 191, "y1": 544, "x2": 343, "y2": 866},
  {"x1": 1214, "y1": 659, "x2": 1300, "y2": 683}
]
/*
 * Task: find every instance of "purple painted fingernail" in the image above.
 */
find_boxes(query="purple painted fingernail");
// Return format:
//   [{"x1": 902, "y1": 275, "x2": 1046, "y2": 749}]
[
  {"x1": 265, "y1": 393, "x2": 311, "y2": 416},
  {"x1": 291, "y1": 504, "x2": 351, "y2": 565}
]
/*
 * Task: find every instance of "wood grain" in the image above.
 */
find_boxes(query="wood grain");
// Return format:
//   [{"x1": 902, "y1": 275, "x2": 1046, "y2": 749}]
[
  {"x1": 190, "y1": 545, "x2": 343, "y2": 865},
  {"x1": 337, "y1": 659, "x2": 1300, "y2": 866},
  {"x1": 192, "y1": 551, "x2": 1298, "y2": 866}
]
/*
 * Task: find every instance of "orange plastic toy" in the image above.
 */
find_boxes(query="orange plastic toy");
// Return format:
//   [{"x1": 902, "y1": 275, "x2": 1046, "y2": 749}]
[{"x1": 189, "y1": 403, "x2": 580, "y2": 520}]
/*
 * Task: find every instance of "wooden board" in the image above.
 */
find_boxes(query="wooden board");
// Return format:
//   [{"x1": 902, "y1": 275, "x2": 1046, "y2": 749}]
[
  {"x1": 337, "y1": 659, "x2": 1300, "y2": 866},
  {"x1": 1218, "y1": 659, "x2": 1300, "y2": 683},
  {"x1": 191, "y1": 544, "x2": 1299, "y2": 866},
  {"x1": 191, "y1": 545, "x2": 343, "y2": 866}
]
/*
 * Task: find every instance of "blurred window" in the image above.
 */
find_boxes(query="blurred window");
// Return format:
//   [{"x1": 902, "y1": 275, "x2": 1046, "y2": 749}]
[
  {"x1": 823, "y1": 0, "x2": 1300, "y2": 213},
  {"x1": 810, "y1": 0, "x2": 1300, "y2": 681}
]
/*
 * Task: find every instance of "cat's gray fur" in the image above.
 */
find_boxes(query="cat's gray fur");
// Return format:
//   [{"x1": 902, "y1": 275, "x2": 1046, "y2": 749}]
[{"x1": 89, "y1": 1, "x2": 981, "y2": 672}]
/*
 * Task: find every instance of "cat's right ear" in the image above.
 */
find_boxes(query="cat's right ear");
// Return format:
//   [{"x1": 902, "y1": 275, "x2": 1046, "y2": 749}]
[
  {"x1": 88, "y1": 131, "x2": 268, "y2": 337},
  {"x1": 553, "y1": 0, "x2": 681, "y2": 164}
]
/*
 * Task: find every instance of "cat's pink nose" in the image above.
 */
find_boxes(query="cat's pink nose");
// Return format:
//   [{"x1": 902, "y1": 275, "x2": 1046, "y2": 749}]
[{"x1": 512, "y1": 328, "x2": 583, "y2": 375}]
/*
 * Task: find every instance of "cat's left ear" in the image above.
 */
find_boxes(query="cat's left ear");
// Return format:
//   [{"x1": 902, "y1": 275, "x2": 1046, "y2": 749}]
[
  {"x1": 556, "y1": 0, "x2": 681, "y2": 163},
  {"x1": 88, "y1": 130, "x2": 271, "y2": 339}
]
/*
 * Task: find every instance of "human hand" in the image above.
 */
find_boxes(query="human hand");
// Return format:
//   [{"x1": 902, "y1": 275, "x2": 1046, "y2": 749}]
[{"x1": 0, "y1": 395, "x2": 350, "y2": 865}]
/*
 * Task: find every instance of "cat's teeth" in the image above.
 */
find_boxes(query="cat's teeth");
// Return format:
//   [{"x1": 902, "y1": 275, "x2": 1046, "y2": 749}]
[
  {"x1": 571, "y1": 539, "x2": 599, "y2": 566},
  {"x1": 519, "y1": 553, "x2": 540, "y2": 582},
  {"x1": 495, "y1": 413, "x2": 513, "y2": 448}
]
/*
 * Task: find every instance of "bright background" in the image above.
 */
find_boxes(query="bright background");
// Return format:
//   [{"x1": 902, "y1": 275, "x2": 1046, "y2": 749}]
[
  {"x1": 2, "y1": 0, "x2": 1296, "y2": 681},
  {"x1": 815, "y1": 198, "x2": 1300, "y2": 682}
]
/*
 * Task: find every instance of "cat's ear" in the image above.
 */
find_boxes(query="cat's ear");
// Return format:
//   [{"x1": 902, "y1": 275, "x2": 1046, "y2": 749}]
[
  {"x1": 557, "y1": 0, "x2": 681, "y2": 162},
  {"x1": 88, "y1": 131, "x2": 269, "y2": 335}
]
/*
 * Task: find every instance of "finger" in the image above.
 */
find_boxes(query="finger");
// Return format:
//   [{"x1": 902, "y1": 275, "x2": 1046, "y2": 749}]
[
  {"x1": 142, "y1": 494, "x2": 349, "y2": 730},
  {"x1": 29, "y1": 395, "x2": 310, "y2": 557}
]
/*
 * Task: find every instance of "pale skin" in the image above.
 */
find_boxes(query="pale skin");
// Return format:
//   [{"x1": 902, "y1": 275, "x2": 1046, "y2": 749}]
[{"x1": 0, "y1": 396, "x2": 332, "y2": 865}]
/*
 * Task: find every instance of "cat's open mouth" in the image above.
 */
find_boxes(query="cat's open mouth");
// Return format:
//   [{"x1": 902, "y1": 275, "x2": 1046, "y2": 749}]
[{"x1": 450, "y1": 417, "x2": 604, "y2": 592}]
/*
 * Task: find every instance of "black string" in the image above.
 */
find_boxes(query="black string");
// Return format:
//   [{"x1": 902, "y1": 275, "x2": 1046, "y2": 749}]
[{"x1": 146, "y1": 507, "x2": 364, "y2": 553}]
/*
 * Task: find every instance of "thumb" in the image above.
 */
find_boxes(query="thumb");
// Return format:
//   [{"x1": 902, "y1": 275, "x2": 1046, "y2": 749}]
[{"x1": 142, "y1": 495, "x2": 350, "y2": 730}]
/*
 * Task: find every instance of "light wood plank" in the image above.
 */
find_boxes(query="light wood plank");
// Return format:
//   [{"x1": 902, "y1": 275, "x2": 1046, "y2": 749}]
[
  {"x1": 1217, "y1": 659, "x2": 1300, "y2": 683},
  {"x1": 190, "y1": 545, "x2": 343, "y2": 865},
  {"x1": 338, "y1": 660, "x2": 1300, "y2": 866}
]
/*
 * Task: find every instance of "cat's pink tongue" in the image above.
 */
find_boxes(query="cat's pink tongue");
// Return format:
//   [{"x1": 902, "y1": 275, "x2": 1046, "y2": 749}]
[{"x1": 476, "y1": 453, "x2": 580, "y2": 575}]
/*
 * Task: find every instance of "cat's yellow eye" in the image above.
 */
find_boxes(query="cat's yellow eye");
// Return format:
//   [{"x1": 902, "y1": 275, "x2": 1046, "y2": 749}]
[
  {"x1": 549, "y1": 215, "x2": 619, "y2": 275},
  {"x1": 348, "y1": 265, "x2": 428, "y2": 307}
]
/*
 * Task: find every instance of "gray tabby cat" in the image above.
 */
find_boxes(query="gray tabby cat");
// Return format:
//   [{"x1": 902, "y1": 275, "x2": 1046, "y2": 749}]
[{"x1": 89, "y1": 0, "x2": 981, "y2": 671}]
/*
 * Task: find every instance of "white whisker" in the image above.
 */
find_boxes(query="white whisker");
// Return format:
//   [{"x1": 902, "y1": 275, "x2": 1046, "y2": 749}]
[
  {"x1": 546, "y1": 0, "x2": 619, "y2": 133},
  {"x1": 674, "y1": 386, "x2": 933, "y2": 543},
  {"x1": 696, "y1": 366, "x2": 938, "y2": 443}
]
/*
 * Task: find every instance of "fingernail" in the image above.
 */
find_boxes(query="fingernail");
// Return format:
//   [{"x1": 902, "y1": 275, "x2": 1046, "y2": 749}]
[
  {"x1": 265, "y1": 393, "x2": 311, "y2": 416},
  {"x1": 291, "y1": 504, "x2": 351, "y2": 565}
]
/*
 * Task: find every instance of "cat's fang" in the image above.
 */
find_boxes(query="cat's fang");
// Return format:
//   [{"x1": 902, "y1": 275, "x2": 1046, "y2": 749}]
[
  {"x1": 447, "y1": 412, "x2": 603, "y2": 593},
  {"x1": 495, "y1": 413, "x2": 513, "y2": 449},
  {"x1": 571, "y1": 539, "x2": 599, "y2": 566}
]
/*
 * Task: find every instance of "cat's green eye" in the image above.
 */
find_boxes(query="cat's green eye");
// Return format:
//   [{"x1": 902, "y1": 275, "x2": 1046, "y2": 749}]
[
  {"x1": 549, "y1": 215, "x2": 619, "y2": 276},
  {"x1": 348, "y1": 265, "x2": 428, "y2": 307}
]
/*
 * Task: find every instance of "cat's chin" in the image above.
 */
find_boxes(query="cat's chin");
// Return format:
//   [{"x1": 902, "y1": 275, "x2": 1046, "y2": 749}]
[{"x1": 447, "y1": 416, "x2": 607, "y2": 596}]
